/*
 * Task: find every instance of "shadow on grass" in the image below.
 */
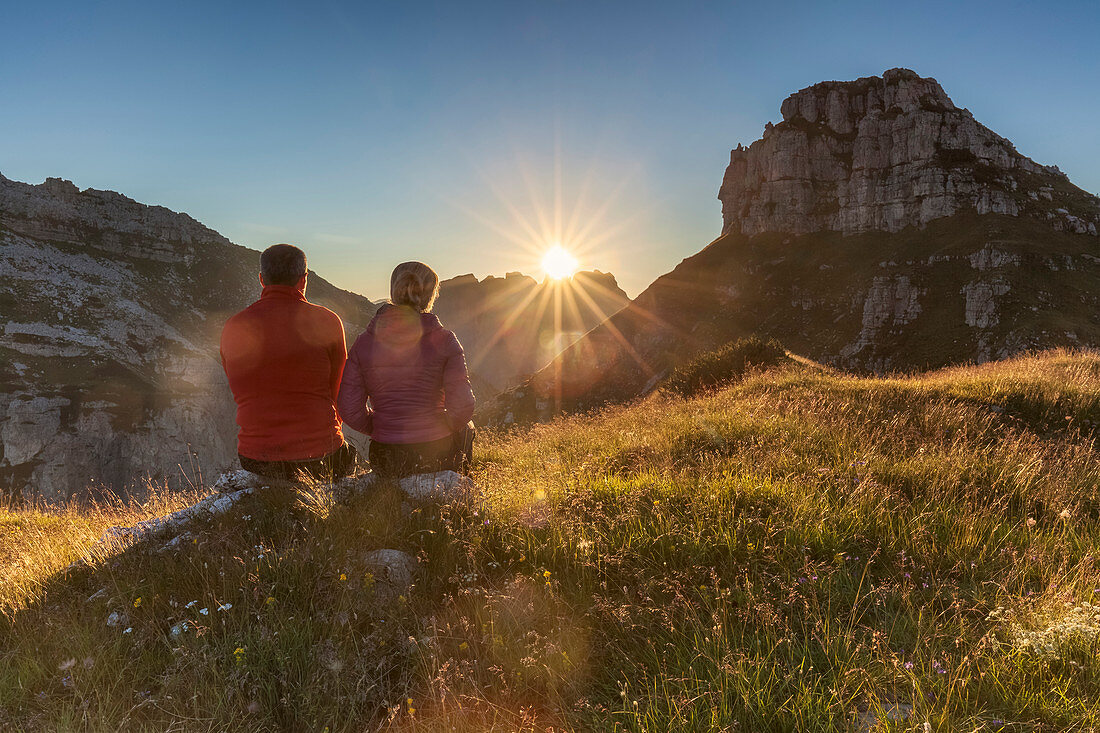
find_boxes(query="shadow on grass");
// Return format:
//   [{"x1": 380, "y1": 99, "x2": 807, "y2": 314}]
[{"x1": 0, "y1": 477, "x2": 438, "y2": 730}]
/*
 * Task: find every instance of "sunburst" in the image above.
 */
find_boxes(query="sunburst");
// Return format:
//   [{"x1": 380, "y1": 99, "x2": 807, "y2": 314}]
[
  {"x1": 439, "y1": 144, "x2": 672, "y2": 411},
  {"x1": 541, "y1": 244, "x2": 578, "y2": 280}
]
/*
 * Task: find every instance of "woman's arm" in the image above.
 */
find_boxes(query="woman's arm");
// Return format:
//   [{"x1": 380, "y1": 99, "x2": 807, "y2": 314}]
[
  {"x1": 441, "y1": 332, "x2": 476, "y2": 431},
  {"x1": 336, "y1": 342, "x2": 373, "y2": 435}
]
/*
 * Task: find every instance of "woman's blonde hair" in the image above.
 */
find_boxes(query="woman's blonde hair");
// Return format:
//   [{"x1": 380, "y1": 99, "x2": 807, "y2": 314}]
[{"x1": 390, "y1": 261, "x2": 440, "y2": 312}]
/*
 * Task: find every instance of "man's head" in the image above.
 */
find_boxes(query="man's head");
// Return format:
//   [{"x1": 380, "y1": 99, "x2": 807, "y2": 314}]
[{"x1": 260, "y1": 244, "x2": 307, "y2": 289}]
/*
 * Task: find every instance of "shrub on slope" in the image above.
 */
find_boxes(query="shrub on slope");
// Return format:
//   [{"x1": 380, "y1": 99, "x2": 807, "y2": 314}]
[{"x1": 661, "y1": 336, "x2": 788, "y2": 397}]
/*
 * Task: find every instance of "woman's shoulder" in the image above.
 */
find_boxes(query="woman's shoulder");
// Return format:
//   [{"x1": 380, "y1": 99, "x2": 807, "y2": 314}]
[{"x1": 423, "y1": 314, "x2": 463, "y2": 352}]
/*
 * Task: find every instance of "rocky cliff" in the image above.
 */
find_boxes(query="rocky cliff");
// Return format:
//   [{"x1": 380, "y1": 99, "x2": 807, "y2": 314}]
[
  {"x1": 485, "y1": 70, "x2": 1100, "y2": 423},
  {"x1": 0, "y1": 174, "x2": 378, "y2": 501},
  {"x1": 719, "y1": 68, "x2": 1100, "y2": 238},
  {"x1": 433, "y1": 270, "x2": 629, "y2": 395}
]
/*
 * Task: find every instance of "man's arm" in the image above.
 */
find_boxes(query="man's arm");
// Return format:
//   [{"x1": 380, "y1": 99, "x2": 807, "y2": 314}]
[{"x1": 329, "y1": 315, "x2": 348, "y2": 402}]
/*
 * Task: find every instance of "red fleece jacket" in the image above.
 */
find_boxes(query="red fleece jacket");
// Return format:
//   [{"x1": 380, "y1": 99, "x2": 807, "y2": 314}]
[{"x1": 220, "y1": 285, "x2": 347, "y2": 461}]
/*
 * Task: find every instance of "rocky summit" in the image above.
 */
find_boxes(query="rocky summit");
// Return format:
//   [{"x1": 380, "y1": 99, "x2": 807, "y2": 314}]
[
  {"x1": 486, "y1": 69, "x2": 1100, "y2": 422},
  {"x1": 0, "y1": 174, "x2": 378, "y2": 501},
  {"x1": 719, "y1": 68, "x2": 1100, "y2": 238}
]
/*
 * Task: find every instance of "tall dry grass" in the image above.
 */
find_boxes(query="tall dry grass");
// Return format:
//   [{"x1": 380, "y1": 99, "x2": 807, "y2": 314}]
[{"x1": 0, "y1": 349, "x2": 1097, "y2": 731}]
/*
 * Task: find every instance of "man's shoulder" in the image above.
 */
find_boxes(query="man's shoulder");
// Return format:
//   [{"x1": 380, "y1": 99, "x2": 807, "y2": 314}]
[
  {"x1": 222, "y1": 300, "x2": 261, "y2": 332},
  {"x1": 302, "y1": 300, "x2": 344, "y2": 329}
]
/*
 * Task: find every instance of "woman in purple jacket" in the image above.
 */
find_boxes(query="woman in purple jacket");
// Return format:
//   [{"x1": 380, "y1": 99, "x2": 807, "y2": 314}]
[{"x1": 337, "y1": 261, "x2": 476, "y2": 478}]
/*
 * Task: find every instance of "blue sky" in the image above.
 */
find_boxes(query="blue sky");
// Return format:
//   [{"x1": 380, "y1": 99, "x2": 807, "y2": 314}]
[{"x1": 2, "y1": 0, "x2": 1098, "y2": 299}]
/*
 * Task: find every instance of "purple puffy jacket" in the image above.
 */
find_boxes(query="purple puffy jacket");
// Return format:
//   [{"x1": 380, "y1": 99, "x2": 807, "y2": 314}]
[{"x1": 337, "y1": 304, "x2": 475, "y2": 444}]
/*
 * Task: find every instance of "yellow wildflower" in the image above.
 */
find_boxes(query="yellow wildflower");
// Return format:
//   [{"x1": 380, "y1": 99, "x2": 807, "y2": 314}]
[
  {"x1": 339, "y1": 573, "x2": 347, "y2": 582},
  {"x1": 133, "y1": 597, "x2": 142, "y2": 608}
]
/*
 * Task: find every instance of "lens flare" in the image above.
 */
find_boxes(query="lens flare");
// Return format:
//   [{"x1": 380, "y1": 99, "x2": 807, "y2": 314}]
[{"x1": 541, "y1": 245, "x2": 578, "y2": 280}]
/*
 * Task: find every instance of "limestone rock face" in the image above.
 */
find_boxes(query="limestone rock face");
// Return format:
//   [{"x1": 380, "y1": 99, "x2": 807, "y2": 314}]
[
  {"x1": 0, "y1": 174, "x2": 377, "y2": 502},
  {"x1": 841, "y1": 275, "x2": 923, "y2": 358},
  {"x1": 719, "y1": 69, "x2": 1100, "y2": 238},
  {"x1": 962, "y1": 279, "x2": 1011, "y2": 329}
]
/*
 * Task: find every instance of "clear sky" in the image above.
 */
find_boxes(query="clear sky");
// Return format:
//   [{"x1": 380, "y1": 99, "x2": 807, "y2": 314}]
[{"x1": 2, "y1": 0, "x2": 1098, "y2": 299}]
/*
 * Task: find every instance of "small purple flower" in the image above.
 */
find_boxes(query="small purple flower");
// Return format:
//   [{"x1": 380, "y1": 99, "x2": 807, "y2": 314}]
[{"x1": 904, "y1": 661, "x2": 914, "y2": 670}]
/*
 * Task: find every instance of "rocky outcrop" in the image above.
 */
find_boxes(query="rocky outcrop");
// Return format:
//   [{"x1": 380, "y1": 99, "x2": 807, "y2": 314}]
[
  {"x1": 719, "y1": 69, "x2": 1100, "y2": 238},
  {"x1": 841, "y1": 275, "x2": 923, "y2": 358},
  {"x1": 0, "y1": 174, "x2": 234, "y2": 261},
  {"x1": 0, "y1": 174, "x2": 377, "y2": 502},
  {"x1": 93, "y1": 468, "x2": 474, "y2": 590},
  {"x1": 962, "y1": 279, "x2": 1011, "y2": 329}
]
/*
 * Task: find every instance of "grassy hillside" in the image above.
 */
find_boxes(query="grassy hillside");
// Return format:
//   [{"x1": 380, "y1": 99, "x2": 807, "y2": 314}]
[{"x1": 2, "y1": 350, "x2": 1099, "y2": 731}]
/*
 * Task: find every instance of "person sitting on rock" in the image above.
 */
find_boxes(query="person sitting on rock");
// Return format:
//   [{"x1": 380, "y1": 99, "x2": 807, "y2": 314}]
[
  {"x1": 220, "y1": 243, "x2": 356, "y2": 482},
  {"x1": 338, "y1": 261, "x2": 475, "y2": 479}
]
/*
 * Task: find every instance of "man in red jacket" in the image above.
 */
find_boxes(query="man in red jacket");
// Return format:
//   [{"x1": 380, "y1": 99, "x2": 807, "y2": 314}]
[{"x1": 220, "y1": 244, "x2": 356, "y2": 481}]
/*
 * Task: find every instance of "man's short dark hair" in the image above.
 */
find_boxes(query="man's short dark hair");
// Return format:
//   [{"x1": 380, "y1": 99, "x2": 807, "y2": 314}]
[{"x1": 260, "y1": 244, "x2": 307, "y2": 286}]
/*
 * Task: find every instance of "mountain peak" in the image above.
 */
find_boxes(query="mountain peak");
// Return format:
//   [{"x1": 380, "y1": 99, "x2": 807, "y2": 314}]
[
  {"x1": 720, "y1": 69, "x2": 1100, "y2": 238},
  {"x1": 778, "y1": 68, "x2": 955, "y2": 131}
]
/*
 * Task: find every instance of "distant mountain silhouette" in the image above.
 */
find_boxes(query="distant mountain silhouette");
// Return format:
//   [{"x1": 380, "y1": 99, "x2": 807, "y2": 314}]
[{"x1": 433, "y1": 270, "x2": 629, "y2": 396}]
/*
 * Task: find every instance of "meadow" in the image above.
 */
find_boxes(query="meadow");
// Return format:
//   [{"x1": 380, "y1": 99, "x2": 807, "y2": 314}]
[{"x1": 1, "y1": 349, "x2": 1098, "y2": 731}]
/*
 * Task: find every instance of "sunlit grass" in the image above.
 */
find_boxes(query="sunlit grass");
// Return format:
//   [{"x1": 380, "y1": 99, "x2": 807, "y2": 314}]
[{"x1": 1, "y1": 349, "x2": 1098, "y2": 730}]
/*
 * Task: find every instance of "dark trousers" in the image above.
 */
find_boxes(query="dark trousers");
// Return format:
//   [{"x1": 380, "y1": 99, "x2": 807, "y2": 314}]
[
  {"x1": 369, "y1": 426, "x2": 474, "y2": 479},
  {"x1": 239, "y1": 442, "x2": 358, "y2": 483}
]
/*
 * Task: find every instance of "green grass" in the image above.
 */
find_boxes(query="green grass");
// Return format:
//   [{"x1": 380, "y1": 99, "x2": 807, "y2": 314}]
[{"x1": 2, "y1": 349, "x2": 1099, "y2": 731}]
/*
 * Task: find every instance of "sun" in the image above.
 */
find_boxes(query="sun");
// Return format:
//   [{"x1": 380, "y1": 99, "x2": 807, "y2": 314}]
[{"x1": 541, "y1": 244, "x2": 579, "y2": 280}]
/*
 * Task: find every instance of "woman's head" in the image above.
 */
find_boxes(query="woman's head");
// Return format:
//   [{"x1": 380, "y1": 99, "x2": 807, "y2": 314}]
[{"x1": 390, "y1": 261, "x2": 440, "y2": 312}]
